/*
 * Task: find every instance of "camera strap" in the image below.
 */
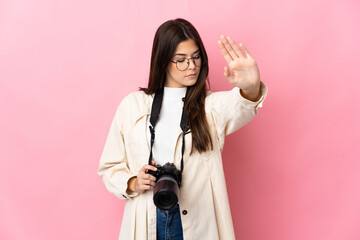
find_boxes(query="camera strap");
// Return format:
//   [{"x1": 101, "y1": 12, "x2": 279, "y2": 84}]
[{"x1": 148, "y1": 87, "x2": 190, "y2": 173}]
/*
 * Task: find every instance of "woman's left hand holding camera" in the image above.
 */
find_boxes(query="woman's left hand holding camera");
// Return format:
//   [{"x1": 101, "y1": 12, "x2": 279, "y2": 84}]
[{"x1": 126, "y1": 161, "x2": 158, "y2": 195}]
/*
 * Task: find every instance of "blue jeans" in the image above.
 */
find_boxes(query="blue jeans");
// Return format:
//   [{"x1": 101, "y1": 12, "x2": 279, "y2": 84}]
[{"x1": 156, "y1": 204, "x2": 183, "y2": 240}]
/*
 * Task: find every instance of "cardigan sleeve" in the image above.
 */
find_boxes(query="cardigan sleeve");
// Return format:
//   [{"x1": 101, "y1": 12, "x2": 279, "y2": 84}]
[
  {"x1": 206, "y1": 81, "x2": 268, "y2": 150},
  {"x1": 97, "y1": 101, "x2": 139, "y2": 200}
]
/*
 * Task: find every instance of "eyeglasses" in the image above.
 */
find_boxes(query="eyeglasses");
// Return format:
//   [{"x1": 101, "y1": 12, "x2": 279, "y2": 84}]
[{"x1": 170, "y1": 55, "x2": 201, "y2": 71}]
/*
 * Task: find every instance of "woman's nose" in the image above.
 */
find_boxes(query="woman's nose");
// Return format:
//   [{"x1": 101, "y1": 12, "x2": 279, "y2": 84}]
[{"x1": 187, "y1": 58, "x2": 196, "y2": 69}]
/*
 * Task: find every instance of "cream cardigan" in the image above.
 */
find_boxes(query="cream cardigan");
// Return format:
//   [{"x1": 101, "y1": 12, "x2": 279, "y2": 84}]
[{"x1": 98, "y1": 82, "x2": 267, "y2": 240}]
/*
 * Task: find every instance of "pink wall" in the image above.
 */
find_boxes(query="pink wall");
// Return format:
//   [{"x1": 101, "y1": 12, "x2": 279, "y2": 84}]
[{"x1": 1, "y1": 0, "x2": 359, "y2": 239}]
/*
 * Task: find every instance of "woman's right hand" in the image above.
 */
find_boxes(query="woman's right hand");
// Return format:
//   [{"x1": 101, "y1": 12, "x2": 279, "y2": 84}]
[{"x1": 126, "y1": 162, "x2": 158, "y2": 194}]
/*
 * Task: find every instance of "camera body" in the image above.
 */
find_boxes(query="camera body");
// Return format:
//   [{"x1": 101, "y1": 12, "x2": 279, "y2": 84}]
[{"x1": 148, "y1": 162, "x2": 182, "y2": 210}]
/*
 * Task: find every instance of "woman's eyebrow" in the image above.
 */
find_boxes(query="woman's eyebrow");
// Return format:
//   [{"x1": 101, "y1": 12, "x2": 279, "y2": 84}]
[{"x1": 175, "y1": 49, "x2": 200, "y2": 56}]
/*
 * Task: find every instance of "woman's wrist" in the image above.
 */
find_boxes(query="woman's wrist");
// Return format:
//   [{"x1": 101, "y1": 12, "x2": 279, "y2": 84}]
[
  {"x1": 126, "y1": 176, "x2": 137, "y2": 194},
  {"x1": 240, "y1": 83, "x2": 261, "y2": 102}
]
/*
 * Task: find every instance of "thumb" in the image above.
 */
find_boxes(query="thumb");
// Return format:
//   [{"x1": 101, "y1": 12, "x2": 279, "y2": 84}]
[
  {"x1": 224, "y1": 66, "x2": 230, "y2": 78},
  {"x1": 224, "y1": 66, "x2": 234, "y2": 84}
]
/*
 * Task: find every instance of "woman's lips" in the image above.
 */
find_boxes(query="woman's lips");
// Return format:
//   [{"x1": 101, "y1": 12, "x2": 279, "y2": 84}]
[{"x1": 186, "y1": 73, "x2": 197, "y2": 78}]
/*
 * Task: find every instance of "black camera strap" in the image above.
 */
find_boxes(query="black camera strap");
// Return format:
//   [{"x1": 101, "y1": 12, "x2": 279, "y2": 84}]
[{"x1": 148, "y1": 87, "x2": 190, "y2": 173}]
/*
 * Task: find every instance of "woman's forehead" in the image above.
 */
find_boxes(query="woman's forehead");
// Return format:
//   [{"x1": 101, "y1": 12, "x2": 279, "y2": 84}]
[{"x1": 174, "y1": 39, "x2": 199, "y2": 56}]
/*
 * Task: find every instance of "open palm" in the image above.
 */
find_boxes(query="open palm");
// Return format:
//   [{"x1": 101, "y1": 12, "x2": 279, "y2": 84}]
[{"x1": 218, "y1": 36, "x2": 260, "y2": 91}]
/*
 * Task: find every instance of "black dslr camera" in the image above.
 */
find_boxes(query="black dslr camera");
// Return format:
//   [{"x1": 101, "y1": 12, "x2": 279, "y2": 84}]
[{"x1": 147, "y1": 162, "x2": 182, "y2": 211}]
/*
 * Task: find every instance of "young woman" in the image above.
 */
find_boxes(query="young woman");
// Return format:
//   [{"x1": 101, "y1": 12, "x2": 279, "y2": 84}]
[{"x1": 98, "y1": 18, "x2": 267, "y2": 240}]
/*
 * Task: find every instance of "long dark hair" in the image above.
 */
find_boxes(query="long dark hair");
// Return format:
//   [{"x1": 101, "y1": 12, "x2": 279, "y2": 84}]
[{"x1": 140, "y1": 18, "x2": 213, "y2": 154}]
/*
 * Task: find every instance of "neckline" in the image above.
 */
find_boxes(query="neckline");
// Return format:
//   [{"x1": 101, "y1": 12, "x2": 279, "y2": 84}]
[{"x1": 163, "y1": 87, "x2": 187, "y2": 99}]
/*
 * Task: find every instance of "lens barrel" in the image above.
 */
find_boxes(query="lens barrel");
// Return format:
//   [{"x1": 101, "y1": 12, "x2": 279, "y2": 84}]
[{"x1": 153, "y1": 176, "x2": 179, "y2": 210}]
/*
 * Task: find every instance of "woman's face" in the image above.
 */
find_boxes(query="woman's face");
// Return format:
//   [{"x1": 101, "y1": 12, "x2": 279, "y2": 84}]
[{"x1": 165, "y1": 39, "x2": 201, "y2": 88}]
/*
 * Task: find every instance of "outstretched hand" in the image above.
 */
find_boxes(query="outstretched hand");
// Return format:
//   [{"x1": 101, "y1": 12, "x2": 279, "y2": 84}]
[{"x1": 218, "y1": 35, "x2": 261, "y2": 101}]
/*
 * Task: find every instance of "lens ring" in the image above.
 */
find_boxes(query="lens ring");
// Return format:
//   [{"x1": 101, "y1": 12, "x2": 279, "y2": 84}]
[{"x1": 154, "y1": 190, "x2": 178, "y2": 210}]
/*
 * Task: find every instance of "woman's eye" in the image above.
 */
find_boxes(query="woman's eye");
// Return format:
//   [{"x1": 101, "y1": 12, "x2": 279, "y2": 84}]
[
  {"x1": 193, "y1": 55, "x2": 200, "y2": 59},
  {"x1": 177, "y1": 59, "x2": 185, "y2": 63}
]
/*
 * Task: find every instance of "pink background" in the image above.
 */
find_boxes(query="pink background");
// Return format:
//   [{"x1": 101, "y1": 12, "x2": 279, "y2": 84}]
[{"x1": 1, "y1": 0, "x2": 359, "y2": 239}]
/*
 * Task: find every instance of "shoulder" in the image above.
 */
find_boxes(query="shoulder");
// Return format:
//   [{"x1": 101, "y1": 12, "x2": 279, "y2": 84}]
[
  {"x1": 119, "y1": 90, "x2": 152, "y2": 110},
  {"x1": 114, "y1": 90, "x2": 153, "y2": 123}
]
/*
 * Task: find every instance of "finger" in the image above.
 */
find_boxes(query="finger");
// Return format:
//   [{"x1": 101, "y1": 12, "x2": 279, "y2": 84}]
[
  {"x1": 141, "y1": 184, "x2": 152, "y2": 190},
  {"x1": 142, "y1": 164, "x2": 158, "y2": 173},
  {"x1": 143, "y1": 173, "x2": 157, "y2": 182},
  {"x1": 142, "y1": 179, "x2": 155, "y2": 186},
  {"x1": 138, "y1": 178, "x2": 152, "y2": 187},
  {"x1": 151, "y1": 160, "x2": 157, "y2": 166},
  {"x1": 240, "y1": 43, "x2": 252, "y2": 58},
  {"x1": 218, "y1": 40, "x2": 233, "y2": 66},
  {"x1": 221, "y1": 35, "x2": 239, "y2": 60},
  {"x1": 227, "y1": 36, "x2": 245, "y2": 58},
  {"x1": 224, "y1": 66, "x2": 230, "y2": 78},
  {"x1": 224, "y1": 66, "x2": 234, "y2": 84},
  {"x1": 148, "y1": 180, "x2": 156, "y2": 187},
  {"x1": 139, "y1": 167, "x2": 146, "y2": 174},
  {"x1": 150, "y1": 175, "x2": 157, "y2": 182}
]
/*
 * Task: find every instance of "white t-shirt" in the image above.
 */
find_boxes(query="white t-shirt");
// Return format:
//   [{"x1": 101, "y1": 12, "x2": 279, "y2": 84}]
[{"x1": 146, "y1": 87, "x2": 187, "y2": 166}]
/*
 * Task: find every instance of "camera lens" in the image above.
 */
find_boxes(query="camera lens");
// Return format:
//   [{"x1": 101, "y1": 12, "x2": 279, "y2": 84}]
[{"x1": 153, "y1": 176, "x2": 179, "y2": 210}]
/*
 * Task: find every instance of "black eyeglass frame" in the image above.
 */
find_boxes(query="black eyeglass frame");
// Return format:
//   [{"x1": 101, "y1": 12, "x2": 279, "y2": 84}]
[{"x1": 170, "y1": 56, "x2": 201, "y2": 71}]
